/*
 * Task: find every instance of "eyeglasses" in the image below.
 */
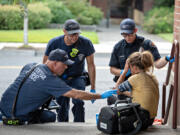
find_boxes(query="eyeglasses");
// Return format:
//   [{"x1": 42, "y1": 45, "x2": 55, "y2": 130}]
[
  {"x1": 121, "y1": 33, "x2": 135, "y2": 38},
  {"x1": 68, "y1": 33, "x2": 79, "y2": 38}
]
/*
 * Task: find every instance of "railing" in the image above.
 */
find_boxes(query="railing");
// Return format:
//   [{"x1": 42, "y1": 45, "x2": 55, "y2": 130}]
[{"x1": 161, "y1": 40, "x2": 179, "y2": 129}]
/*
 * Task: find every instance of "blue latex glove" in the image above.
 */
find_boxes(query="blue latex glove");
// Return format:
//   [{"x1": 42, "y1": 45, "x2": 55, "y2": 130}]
[
  {"x1": 90, "y1": 89, "x2": 96, "y2": 104},
  {"x1": 120, "y1": 69, "x2": 131, "y2": 77},
  {"x1": 62, "y1": 74, "x2": 68, "y2": 79},
  {"x1": 166, "y1": 56, "x2": 175, "y2": 63},
  {"x1": 101, "y1": 90, "x2": 117, "y2": 99}
]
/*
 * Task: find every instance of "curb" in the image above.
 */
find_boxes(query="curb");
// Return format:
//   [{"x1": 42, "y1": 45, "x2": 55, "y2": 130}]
[
  {"x1": 0, "y1": 41, "x2": 172, "y2": 57},
  {"x1": 0, "y1": 47, "x2": 169, "y2": 58}
]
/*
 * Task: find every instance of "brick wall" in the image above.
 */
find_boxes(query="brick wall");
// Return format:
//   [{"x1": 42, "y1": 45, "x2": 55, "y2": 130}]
[
  {"x1": 174, "y1": 0, "x2": 180, "y2": 41},
  {"x1": 143, "y1": 0, "x2": 154, "y2": 13},
  {"x1": 172, "y1": 0, "x2": 180, "y2": 127},
  {"x1": 91, "y1": 0, "x2": 154, "y2": 18}
]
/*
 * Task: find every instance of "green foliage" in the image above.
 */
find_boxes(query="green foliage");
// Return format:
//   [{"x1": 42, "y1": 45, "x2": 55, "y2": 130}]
[
  {"x1": 78, "y1": 6, "x2": 103, "y2": 25},
  {"x1": 0, "y1": 0, "x2": 38, "y2": 5},
  {"x1": 28, "y1": 3, "x2": 52, "y2": 29},
  {"x1": 65, "y1": 0, "x2": 103, "y2": 25},
  {"x1": 45, "y1": 0, "x2": 74, "y2": 24},
  {"x1": 0, "y1": 0, "x2": 13, "y2": 5},
  {"x1": 154, "y1": 0, "x2": 174, "y2": 7},
  {"x1": 77, "y1": 15, "x2": 93, "y2": 25},
  {"x1": 0, "y1": 5, "x2": 23, "y2": 29},
  {"x1": 158, "y1": 33, "x2": 173, "y2": 42},
  {"x1": 143, "y1": 7, "x2": 174, "y2": 34},
  {"x1": 0, "y1": 3, "x2": 52, "y2": 30},
  {"x1": 64, "y1": 0, "x2": 87, "y2": 16}
]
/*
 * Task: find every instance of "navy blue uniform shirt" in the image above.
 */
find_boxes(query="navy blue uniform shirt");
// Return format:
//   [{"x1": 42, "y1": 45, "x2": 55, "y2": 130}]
[
  {"x1": 0, "y1": 63, "x2": 72, "y2": 120},
  {"x1": 109, "y1": 35, "x2": 161, "y2": 69},
  {"x1": 45, "y1": 35, "x2": 95, "y2": 77}
]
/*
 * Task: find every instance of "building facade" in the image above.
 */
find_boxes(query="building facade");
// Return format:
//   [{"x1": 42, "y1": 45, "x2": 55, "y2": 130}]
[{"x1": 90, "y1": 0, "x2": 154, "y2": 24}]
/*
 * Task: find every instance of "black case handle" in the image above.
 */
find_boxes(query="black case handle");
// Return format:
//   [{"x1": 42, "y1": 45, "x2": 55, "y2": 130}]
[{"x1": 114, "y1": 98, "x2": 132, "y2": 107}]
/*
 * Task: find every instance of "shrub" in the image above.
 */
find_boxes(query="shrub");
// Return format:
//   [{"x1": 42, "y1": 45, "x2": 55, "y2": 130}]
[
  {"x1": 64, "y1": 0, "x2": 103, "y2": 25},
  {"x1": 64, "y1": 0, "x2": 87, "y2": 16},
  {"x1": 0, "y1": 3, "x2": 52, "y2": 30},
  {"x1": 78, "y1": 6, "x2": 103, "y2": 25},
  {"x1": 143, "y1": 7, "x2": 174, "y2": 34},
  {"x1": 0, "y1": 0, "x2": 16, "y2": 5},
  {"x1": 46, "y1": 0, "x2": 74, "y2": 24},
  {"x1": 0, "y1": 5, "x2": 23, "y2": 30},
  {"x1": 77, "y1": 15, "x2": 93, "y2": 25},
  {"x1": 28, "y1": 3, "x2": 52, "y2": 29}
]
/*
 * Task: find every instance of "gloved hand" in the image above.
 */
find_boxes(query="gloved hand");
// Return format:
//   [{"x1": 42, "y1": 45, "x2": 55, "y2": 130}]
[
  {"x1": 120, "y1": 69, "x2": 131, "y2": 77},
  {"x1": 101, "y1": 90, "x2": 117, "y2": 99},
  {"x1": 166, "y1": 56, "x2": 175, "y2": 63},
  {"x1": 62, "y1": 74, "x2": 68, "y2": 79},
  {"x1": 90, "y1": 89, "x2": 96, "y2": 104}
]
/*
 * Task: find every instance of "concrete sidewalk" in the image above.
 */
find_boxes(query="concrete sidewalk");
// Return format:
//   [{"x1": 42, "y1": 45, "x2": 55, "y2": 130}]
[{"x1": 95, "y1": 25, "x2": 172, "y2": 54}]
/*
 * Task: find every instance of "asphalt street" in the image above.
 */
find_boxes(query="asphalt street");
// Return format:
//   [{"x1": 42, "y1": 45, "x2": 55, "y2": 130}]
[{"x1": 0, "y1": 49, "x2": 168, "y2": 123}]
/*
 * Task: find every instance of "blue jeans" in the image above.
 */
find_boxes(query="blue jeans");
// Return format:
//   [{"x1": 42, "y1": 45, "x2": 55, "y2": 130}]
[{"x1": 56, "y1": 76, "x2": 86, "y2": 122}]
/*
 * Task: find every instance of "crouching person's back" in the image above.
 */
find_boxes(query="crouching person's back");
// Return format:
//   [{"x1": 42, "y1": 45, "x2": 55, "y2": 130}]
[{"x1": 0, "y1": 49, "x2": 117, "y2": 125}]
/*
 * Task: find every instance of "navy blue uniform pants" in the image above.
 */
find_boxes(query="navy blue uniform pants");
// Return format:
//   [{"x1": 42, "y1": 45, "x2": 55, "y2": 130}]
[{"x1": 56, "y1": 76, "x2": 86, "y2": 122}]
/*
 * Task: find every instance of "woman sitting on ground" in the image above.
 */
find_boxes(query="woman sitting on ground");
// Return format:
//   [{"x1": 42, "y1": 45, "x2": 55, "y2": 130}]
[{"x1": 115, "y1": 51, "x2": 159, "y2": 129}]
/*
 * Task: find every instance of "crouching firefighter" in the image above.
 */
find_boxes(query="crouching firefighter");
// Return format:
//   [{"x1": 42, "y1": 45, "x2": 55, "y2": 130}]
[{"x1": 0, "y1": 49, "x2": 117, "y2": 125}]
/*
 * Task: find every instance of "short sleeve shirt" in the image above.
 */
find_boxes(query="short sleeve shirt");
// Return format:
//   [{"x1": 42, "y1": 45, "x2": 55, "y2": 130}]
[
  {"x1": 109, "y1": 35, "x2": 161, "y2": 69},
  {"x1": 0, "y1": 63, "x2": 72, "y2": 119},
  {"x1": 45, "y1": 35, "x2": 95, "y2": 76},
  {"x1": 128, "y1": 72, "x2": 159, "y2": 118}
]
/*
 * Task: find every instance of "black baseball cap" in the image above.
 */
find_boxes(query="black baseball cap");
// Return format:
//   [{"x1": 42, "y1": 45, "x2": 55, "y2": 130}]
[
  {"x1": 64, "y1": 19, "x2": 81, "y2": 35},
  {"x1": 48, "y1": 49, "x2": 74, "y2": 65},
  {"x1": 120, "y1": 18, "x2": 135, "y2": 34}
]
